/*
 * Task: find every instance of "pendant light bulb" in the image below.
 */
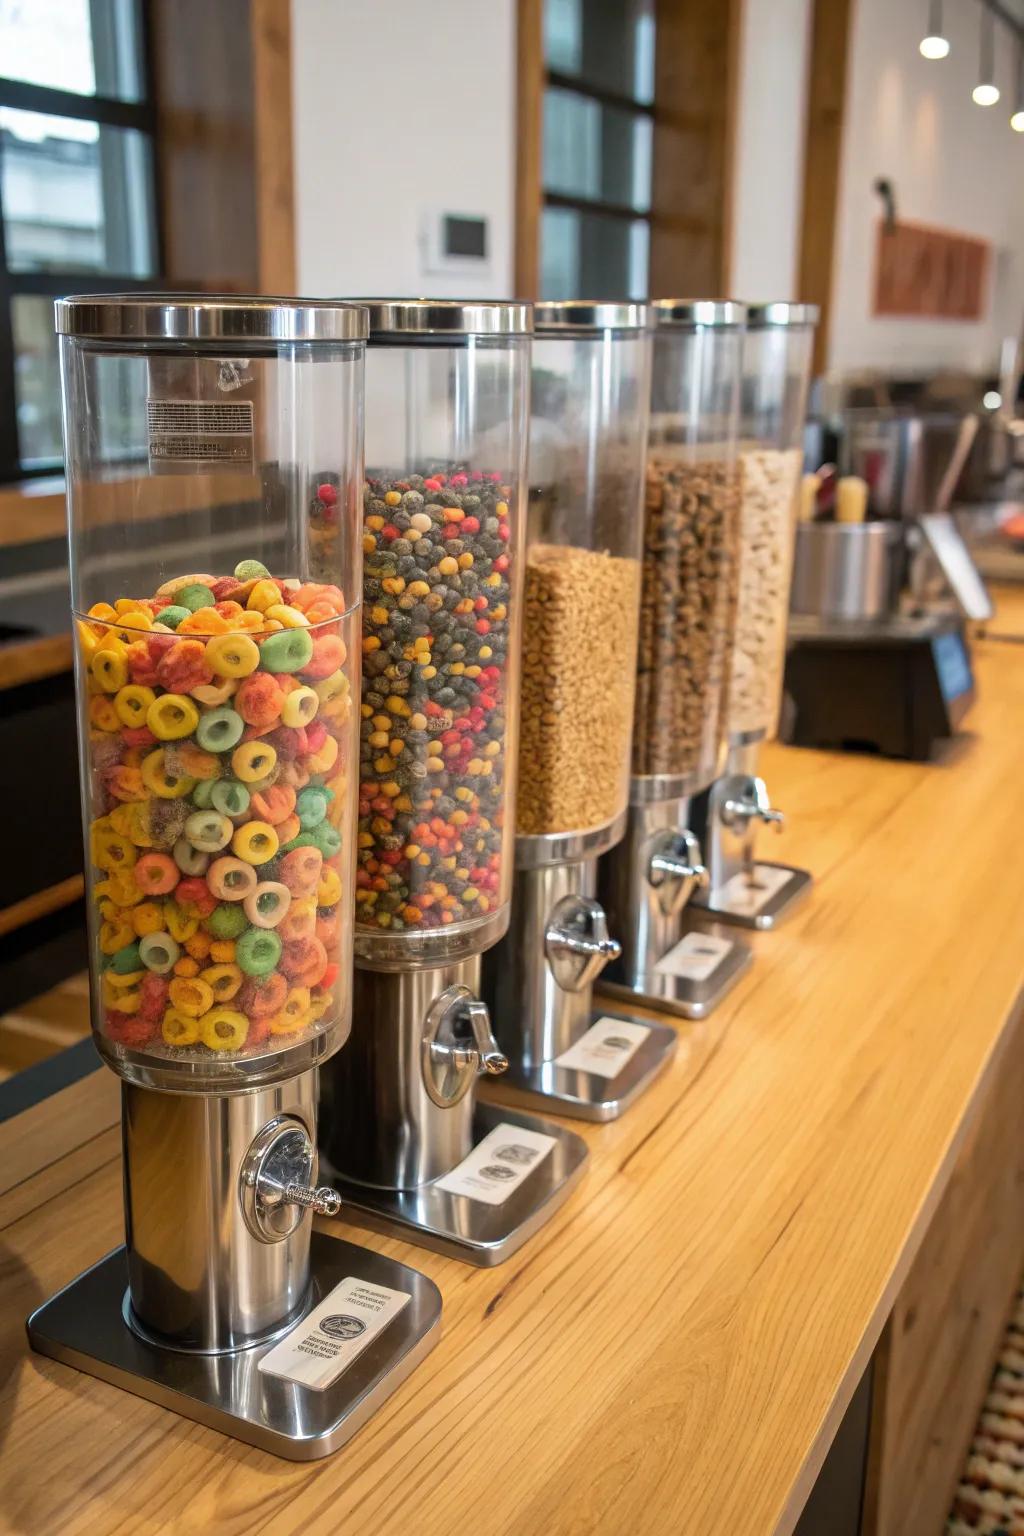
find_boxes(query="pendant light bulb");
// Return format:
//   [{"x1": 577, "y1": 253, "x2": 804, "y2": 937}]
[
  {"x1": 1012, "y1": 109, "x2": 1024, "y2": 129},
  {"x1": 920, "y1": 0, "x2": 950, "y2": 58},
  {"x1": 1013, "y1": 43, "x2": 1024, "y2": 129},
  {"x1": 974, "y1": 7, "x2": 1000, "y2": 106}
]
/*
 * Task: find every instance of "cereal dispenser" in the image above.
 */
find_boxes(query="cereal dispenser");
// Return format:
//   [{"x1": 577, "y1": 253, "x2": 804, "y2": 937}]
[
  {"x1": 692, "y1": 303, "x2": 818, "y2": 930},
  {"x1": 27, "y1": 296, "x2": 441, "y2": 1459},
  {"x1": 598, "y1": 301, "x2": 753, "y2": 1019},
  {"x1": 479, "y1": 302, "x2": 676, "y2": 1120},
  {"x1": 319, "y1": 301, "x2": 587, "y2": 1264}
]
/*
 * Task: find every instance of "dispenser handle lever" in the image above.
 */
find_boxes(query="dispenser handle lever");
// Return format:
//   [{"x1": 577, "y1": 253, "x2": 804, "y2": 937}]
[
  {"x1": 465, "y1": 997, "x2": 509, "y2": 1075},
  {"x1": 647, "y1": 829, "x2": 708, "y2": 917},
  {"x1": 544, "y1": 895, "x2": 621, "y2": 993},
  {"x1": 283, "y1": 1181, "x2": 342, "y2": 1218}
]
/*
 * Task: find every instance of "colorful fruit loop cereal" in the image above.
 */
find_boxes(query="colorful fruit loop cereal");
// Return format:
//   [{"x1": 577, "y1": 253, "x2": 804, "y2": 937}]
[
  {"x1": 81, "y1": 540, "x2": 352, "y2": 1061},
  {"x1": 357, "y1": 470, "x2": 514, "y2": 934}
]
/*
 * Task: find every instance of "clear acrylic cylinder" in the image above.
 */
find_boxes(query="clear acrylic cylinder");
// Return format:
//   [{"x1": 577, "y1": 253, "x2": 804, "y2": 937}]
[
  {"x1": 633, "y1": 301, "x2": 746, "y2": 797},
  {"x1": 520, "y1": 302, "x2": 651, "y2": 841},
  {"x1": 60, "y1": 296, "x2": 366, "y2": 1092},
  {"x1": 729, "y1": 302, "x2": 817, "y2": 742},
  {"x1": 356, "y1": 301, "x2": 531, "y2": 967}
]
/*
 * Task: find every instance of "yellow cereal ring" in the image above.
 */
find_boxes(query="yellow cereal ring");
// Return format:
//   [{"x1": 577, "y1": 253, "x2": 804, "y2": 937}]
[
  {"x1": 161, "y1": 1008, "x2": 200, "y2": 1047},
  {"x1": 88, "y1": 696, "x2": 121, "y2": 735},
  {"x1": 281, "y1": 686, "x2": 319, "y2": 728},
  {"x1": 200, "y1": 1008, "x2": 250, "y2": 1051},
  {"x1": 92, "y1": 829, "x2": 137, "y2": 873},
  {"x1": 91, "y1": 648, "x2": 128, "y2": 693},
  {"x1": 231, "y1": 741, "x2": 278, "y2": 783},
  {"x1": 167, "y1": 976, "x2": 214, "y2": 1018},
  {"x1": 246, "y1": 579, "x2": 282, "y2": 614},
  {"x1": 232, "y1": 821, "x2": 279, "y2": 865},
  {"x1": 209, "y1": 939, "x2": 237, "y2": 963},
  {"x1": 147, "y1": 694, "x2": 200, "y2": 741},
  {"x1": 205, "y1": 632, "x2": 260, "y2": 679},
  {"x1": 265, "y1": 604, "x2": 310, "y2": 629},
  {"x1": 141, "y1": 749, "x2": 196, "y2": 800},
  {"x1": 114, "y1": 684, "x2": 156, "y2": 729},
  {"x1": 164, "y1": 900, "x2": 199, "y2": 944},
  {"x1": 317, "y1": 867, "x2": 342, "y2": 906},
  {"x1": 87, "y1": 601, "x2": 118, "y2": 622},
  {"x1": 94, "y1": 870, "x2": 143, "y2": 907},
  {"x1": 200, "y1": 962, "x2": 243, "y2": 1001},
  {"x1": 106, "y1": 987, "x2": 142, "y2": 1015},
  {"x1": 307, "y1": 992, "x2": 333, "y2": 1023},
  {"x1": 99, "y1": 917, "x2": 135, "y2": 954}
]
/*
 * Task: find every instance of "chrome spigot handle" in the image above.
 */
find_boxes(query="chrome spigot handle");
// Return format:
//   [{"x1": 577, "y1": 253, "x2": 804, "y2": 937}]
[
  {"x1": 721, "y1": 776, "x2": 785, "y2": 834},
  {"x1": 545, "y1": 895, "x2": 622, "y2": 993},
  {"x1": 282, "y1": 1181, "x2": 342, "y2": 1217},
  {"x1": 423, "y1": 985, "x2": 508, "y2": 1106},
  {"x1": 647, "y1": 829, "x2": 709, "y2": 917},
  {"x1": 241, "y1": 1119, "x2": 341, "y2": 1242},
  {"x1": 464, "y1": 997, "x2": 509, "y2": 1074}
]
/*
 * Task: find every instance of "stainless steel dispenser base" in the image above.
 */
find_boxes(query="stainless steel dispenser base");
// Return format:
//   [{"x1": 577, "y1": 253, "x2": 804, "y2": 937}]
[
  {"x1": 598, "y1": 922, "x2": 753, "y2": 1019},
  {"x1": 696, "y1": 862, "x2": 812, "y2": 931},
  {"x1": 27, "y1": 1233, "x2": 442, "y2": 1462},
  {"x1": 483, "y1": 1006, "x2": 677, "y2": 1120},
  {"x1": 326, "y1": 1102, "x2": 588, "y2": 1266}
]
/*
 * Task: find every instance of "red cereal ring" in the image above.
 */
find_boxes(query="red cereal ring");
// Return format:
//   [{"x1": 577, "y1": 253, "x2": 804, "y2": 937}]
[{"x1": 279, "y1": 935, "x2": 328, "y2": 987}]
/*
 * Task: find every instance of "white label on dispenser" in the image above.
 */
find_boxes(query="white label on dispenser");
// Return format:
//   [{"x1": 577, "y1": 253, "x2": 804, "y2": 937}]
[
  {"x1": 435, "y1": 1123, "x2": 556, "y2": 1206},
  {"x1": 258, "y1": 1277, "x2": 410, "y2": 1391},
  {"x1": 554, "y1": 1017, "x2": 650, "y2": 1079},
  {"x1": 716, "y1": 864, "x2": 793, "y2": 918},
  {"x1": 655, "y1": 931, "x2": 734, "y2": 981}
]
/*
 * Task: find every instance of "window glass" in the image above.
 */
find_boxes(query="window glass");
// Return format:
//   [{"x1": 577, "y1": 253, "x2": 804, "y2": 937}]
[
  {"x1": 12, "y1": 294, "x2": 62, "y2": 469},
  {"x1": 0, "y1": 0, "x2": 144, "y2": 101},
  {"x1": 0, "y1": 107, "x2": 155, "y2": 276},
  {"x1": 543, "y1": 87, "x2": 652, "y2": 212},
  {"x1": 544, "y1": 0, "x2": 655, "y2": 105},
  {"x1": 540, "y1": 206, "x2": 648, "y2": 300}
]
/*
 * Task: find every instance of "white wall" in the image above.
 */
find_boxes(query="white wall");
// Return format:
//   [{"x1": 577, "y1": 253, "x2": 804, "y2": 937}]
[
  {"x1": 291, "y1": 0, "x2": 516, "y2": 299},
  {"x1": 730, "y1": 0, "x2": 812, "y2": 304},
  {"x1": 830, "y1": 0, "x2": 1024, "y2": 376}
]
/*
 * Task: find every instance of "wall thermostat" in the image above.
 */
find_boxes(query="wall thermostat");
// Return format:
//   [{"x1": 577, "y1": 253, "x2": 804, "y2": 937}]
[{"x1": 420, "y1": 210, "x2": 491, "y2": 277}]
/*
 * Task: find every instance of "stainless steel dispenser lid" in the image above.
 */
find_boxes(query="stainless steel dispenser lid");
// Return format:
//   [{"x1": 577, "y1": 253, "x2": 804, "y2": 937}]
[
  {"x1": 745, "y1": 302, "x2": 820, "y2": 328},
  {"x1": 650, "y1": 299, "x2": 747, "y2": 328},
  {"x1": 54, "y1": 294, "x2": 369, "y2": 343},
  {"x1": 533, "y1": 300, "x2": 651, "y2": 332},
  {"x1": 363, "y1": 299, "x2": 533, "y2": 337}
]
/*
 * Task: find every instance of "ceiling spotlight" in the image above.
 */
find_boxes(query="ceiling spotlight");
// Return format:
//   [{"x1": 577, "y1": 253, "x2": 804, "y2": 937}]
[
  {"x1": 973, "y1": 7, "x2": 1000, "y2": 106},
  {"x1": 920, "y1": 0, "x2": 950, "y2": 59},
  {"x1": 1012, "y1": 109, "x2": 1024, "y2": 129}
]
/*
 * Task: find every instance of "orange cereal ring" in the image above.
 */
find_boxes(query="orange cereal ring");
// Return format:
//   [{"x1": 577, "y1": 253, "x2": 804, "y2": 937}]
[
  {"x1": 176, "y1": 609, "x2": 228, "y2": 636},
  {"x1": 236, "y1": 673, "x2": 284, "y2": 728},
  {"x1": 278, "y1": 845, "x2": 322, "y2": 894},
  {"x1": 89, "y1": 696, "x2": 120, "y2": 732},
  {"x1": 173, "y1": 956, "x2": 200, "y2": 977},
  {"x1": 167, "y1": 976, "x2": 214, "y2": 1018},
  {"x1": 238, "y1": 971, "x2": 287, "y2": 1019},
  {"x1": 301, "y1": 633, "x2": 346, "y2": 680},
  {"x1": 250, "y1": 783, "x2": 296, "y2": 826},
  {"x1": 156, "y1": 638, "x2": 213, "y2": 694},
  {"x1": 276, "y1": 812, "x2": 302, "y2": 844},
  {"x1": 185, "y1": 929, "x2": 213, "y2": 961},
  {"x1": 209, "y1": 939, "x2": 237, "y2": 963},
  {"x1": 280, "y1": 935, "x2": 328, "y2": 987},
  {"x1": 280, "y1": 897, "x2": 316, "y2": 941},
  {"x1": 135, "y1": 852, "x2": 179, "y2": 895}
]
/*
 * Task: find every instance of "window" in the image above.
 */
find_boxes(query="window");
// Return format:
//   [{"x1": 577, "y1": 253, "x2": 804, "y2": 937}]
[
  {"x1": 0, "y1": 0, "x2": 159, "y2": 479},
  {"x1": 539, "y1": 0, "x2": 655, "y2": 300}
]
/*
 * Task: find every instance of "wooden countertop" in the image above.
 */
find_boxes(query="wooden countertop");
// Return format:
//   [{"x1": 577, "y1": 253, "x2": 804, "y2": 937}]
[{"x1": 4, "y1": 598, "x2": 1024, "y2": 1535}]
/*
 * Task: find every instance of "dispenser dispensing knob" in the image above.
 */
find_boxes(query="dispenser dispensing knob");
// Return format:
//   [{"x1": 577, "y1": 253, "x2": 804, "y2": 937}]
[
  {"x1": 721, "y1": 776, "x2": 785, "y2": 834},
  {"x1": 240, "y1": 1117, "x2": 341, "y2": 1242},
  {"x1": 544, "y1": 895, "x2": 622, "y2": 993},
  {"x1": 647, "y1": 829, "x2": 709, "y2": 917},
  {"x1": 422, "y1": 985, "x2": 508, "y2": 1107}
]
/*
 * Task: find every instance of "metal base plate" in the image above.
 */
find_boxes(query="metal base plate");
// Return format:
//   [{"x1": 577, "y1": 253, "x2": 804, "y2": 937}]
[
  {"x1": 26, "y1": 1233, "x2": 442, "y2": 1462},
  {"x1": 698, "y1": 862, "x2": 812, "y2": 931},
  {"x1": 482, "y1": 1010, "x2": 677, "y2": 1122},
  {"x1": 599, "y1": 929, "x2": 752, "y2": 1020},
  {"x1": 328, "y1": 1103, "x2": 589, "y2": 1266}
]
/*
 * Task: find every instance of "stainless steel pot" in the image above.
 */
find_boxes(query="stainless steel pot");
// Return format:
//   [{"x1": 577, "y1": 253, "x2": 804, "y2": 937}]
[{"x1": 789, "y1": 521, "x2": 905, "y2": 622}]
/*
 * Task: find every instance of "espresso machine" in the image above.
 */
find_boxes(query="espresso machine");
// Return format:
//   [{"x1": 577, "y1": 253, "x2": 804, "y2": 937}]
[
  {"x1": 320, "y1": 300, "x2": 588, "y2": 1264},
  {"x1": 479, "y1": 302, "x2": 676, "y2": 1120},
  {"x1": 27, "y1": 297, "x2": 441, "y2": 1458},
  {"x1": 598, "y1": 300, "x2": 753, "y2": 1018},
  {"x1": 692, "y1": 303, "x2": 818, "y2": 931}
]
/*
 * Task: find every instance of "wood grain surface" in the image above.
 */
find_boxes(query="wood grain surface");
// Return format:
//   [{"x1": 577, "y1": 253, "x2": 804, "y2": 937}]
[{"x1": 2, "y1": 597, "x2": 1024, "y2": 1535}]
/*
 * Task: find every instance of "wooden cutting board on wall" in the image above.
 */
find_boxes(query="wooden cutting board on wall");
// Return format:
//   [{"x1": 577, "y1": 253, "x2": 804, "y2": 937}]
[{"x1": 873, "y1": 219, "x2": 990, "y2": 320}]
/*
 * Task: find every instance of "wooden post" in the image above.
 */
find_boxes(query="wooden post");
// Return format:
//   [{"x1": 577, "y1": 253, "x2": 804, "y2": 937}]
[{"x1": 797, "y1": 0, "x2": 855, "y2": 374}]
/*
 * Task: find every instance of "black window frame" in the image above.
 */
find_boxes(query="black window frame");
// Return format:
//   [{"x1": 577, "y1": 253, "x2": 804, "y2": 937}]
[{"x1": 0, "y1": 3, "x2": 163, "y2": 485}]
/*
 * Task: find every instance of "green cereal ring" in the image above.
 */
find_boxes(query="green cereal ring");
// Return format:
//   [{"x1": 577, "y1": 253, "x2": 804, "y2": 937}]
[
  {"x1": 211, "y1": 779, "x2": 250, "y2": 818},
  {"x1": 184, "y1": 809, "x2": 233, "y2": 852},
  {"x1": 260, "y1": 628, "x2": 314, "y2": 674},
  {"x1": 208, "y1": 902, "x2": 249, "y2": 940},
  {"x1": 195, "y1": 707, "x2": 244, "y2": 753},
  {"x1": 296, "y1": 786, "x2": 330, "y2": 829},
  {"x1": 139, "y1": 931, "x2": 180, "y2": 974},
  {"x1": 236, "y1": 927, "x2": 282, "y2": 976},
  {"x1": 176, "y1": 582, "x2": 215, "y2": 612},
  {"x1": 111, "y1": 941, "x2": 142, "y2": 974},
  {"x1": 191, "y1": 778, "x2": 217, "y2": 809},
  {"x1": 158, "y1": 605, "x2": 190, "y2": 630},
  {"x1": 282, "y1": 824, "x2": 341, "y2": 858},
  {"x1": 173, "y1": 837, "x2": 209, "y2": 876},
  {"x1": 234, "y1": 558, "x2": 270, "y2": 581}
]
